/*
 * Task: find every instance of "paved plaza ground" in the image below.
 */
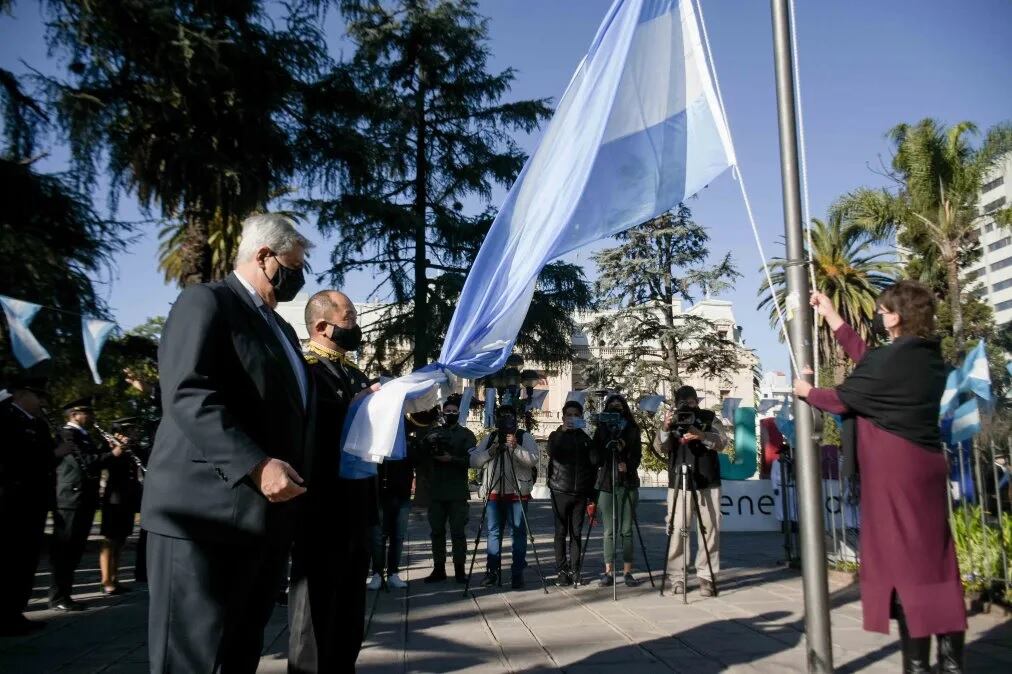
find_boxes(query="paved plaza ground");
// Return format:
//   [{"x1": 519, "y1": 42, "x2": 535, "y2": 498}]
[{"x1": 1, "y1": 501, "x2": 1010, "y2": 673}]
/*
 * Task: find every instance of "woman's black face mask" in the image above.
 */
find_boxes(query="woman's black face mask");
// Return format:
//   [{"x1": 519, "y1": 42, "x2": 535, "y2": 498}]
[{"x1": 872, "y1": 312, "x2": 888, "y2": 339}]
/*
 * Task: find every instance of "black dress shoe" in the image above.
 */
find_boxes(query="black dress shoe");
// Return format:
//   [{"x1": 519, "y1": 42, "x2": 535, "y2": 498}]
[
  {"x1": 50, "y1": 599, "x2": 85, "y2": 612},
  {"x1": 103, "y1": 585, "x2": 130, "y2": 596},
  {"x1": 0, "y1": 615, "x2": 46, "y2": 636}
]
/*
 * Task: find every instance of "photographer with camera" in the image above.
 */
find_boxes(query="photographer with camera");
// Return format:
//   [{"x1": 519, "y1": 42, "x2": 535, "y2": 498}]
[
  {"x1": 469, "y1": 404, "x2": 538, "y2": 589},
  {"x1": 592, "y1": 394, "x2": 643, "y2": 588},
  {"x1": 421, "y1": 396, "x2": 476, "y2": 584},
  {"x1": 656, "y1": 385, "x2": 727, "y2": 597},
  {"x1": 547, "y1": 401, "x2": 597, "y2": 586}
]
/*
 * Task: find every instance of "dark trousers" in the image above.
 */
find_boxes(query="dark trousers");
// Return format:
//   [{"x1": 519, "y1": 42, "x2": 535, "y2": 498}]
[
  {"x1": 49, "y1": 506, "x2": 96, "y2": 603},
  {"x1": 550, "y1": 491, "x2": 586, "y2": 571},
  {"x1": 427, "y1": 498, "x2": 468, "y2": 567},
  {"x1": 288, "y1": 524, "x2": 370, "y2": 673},
  {"x1": 0, "y1": 498, "x2": 47, "y2": 620},
  {"x1": 146, "y1": 531, "x2": 289, "y2": 673},
  {"x1": 371, "y1": 494, "x2": 410, "y2": 576},
  {"x1": 134, "y1": 528, "x2": 148, "y2": 582}
]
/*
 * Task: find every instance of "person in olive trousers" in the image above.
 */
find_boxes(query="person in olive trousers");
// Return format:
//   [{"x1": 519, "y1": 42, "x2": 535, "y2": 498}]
[
  {"x1": 592, "y1": 394, "x2": 643, "y2": 588},
  {"x1": 423, "y1": 395, "x2": 476, "y2": 583}
]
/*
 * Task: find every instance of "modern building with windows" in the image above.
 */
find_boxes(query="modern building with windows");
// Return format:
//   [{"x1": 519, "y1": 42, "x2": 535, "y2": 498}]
[{"x1": 965, "y1": 153, "x2": 1012, "y2": 325}]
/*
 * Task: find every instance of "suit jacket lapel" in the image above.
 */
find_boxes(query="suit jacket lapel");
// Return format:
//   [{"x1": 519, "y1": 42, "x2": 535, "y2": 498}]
[{"x1": 224, "y1": 274, "x2": 305, "y2": 415}]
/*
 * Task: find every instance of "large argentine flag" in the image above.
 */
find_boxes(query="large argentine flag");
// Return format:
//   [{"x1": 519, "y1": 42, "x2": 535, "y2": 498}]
[{"x1": 344, "y1": 0, "x2": 735, "y2": 461}]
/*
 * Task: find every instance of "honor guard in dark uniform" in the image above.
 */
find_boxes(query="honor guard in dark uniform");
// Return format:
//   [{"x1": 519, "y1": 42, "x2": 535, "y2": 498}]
[
  {"x1": 289, "y1": 289, "x2": 378, "y2": 673},
  {"x1": 120, "y1": 374, "x2": 161, "y2": 583},
  {"x1": 98, "y1": 417, "x2": 142, "y2": 595},
  {"x1": 0, "y1": 375, "x2": 55, "y2": 635},
  {"x1": 49, "y1": 396, "x2": 123, "y2": 611}
]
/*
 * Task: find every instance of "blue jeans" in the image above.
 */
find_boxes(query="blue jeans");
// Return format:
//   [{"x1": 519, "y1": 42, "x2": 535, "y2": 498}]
[
  {"x1": 371, "y1": 495, "x2": 410, "y2": 576},
  {"x1": 486, "y1": 499, "x2": 527, "y2": 577}
]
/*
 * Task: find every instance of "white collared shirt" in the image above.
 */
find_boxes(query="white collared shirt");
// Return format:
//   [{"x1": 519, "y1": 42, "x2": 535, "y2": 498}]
[{"x1": 232, "y1": 271, "x2": 308, "y2": 408}]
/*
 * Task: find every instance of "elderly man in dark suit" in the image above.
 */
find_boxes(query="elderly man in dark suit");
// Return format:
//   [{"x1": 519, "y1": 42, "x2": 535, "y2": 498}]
[{"x1": 142, "y1": 213, "x2": 315, "y2": 673}]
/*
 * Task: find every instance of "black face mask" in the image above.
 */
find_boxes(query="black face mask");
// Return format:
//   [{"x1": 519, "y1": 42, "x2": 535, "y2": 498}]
[
  {"x1": 443, "y1": 412, "x2": 459, "y2": 426},
  {"x1": 327, "y1": 323, "x2": 363, "y2": 352},
  {"x1": 872, "y1": 312, "x2": 888, "y2": 339},
  {"x1": 266, "y1": 255, "x2": 305, "y2": 303}
]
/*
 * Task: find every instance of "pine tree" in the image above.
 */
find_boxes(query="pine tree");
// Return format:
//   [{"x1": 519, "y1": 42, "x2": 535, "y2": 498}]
[
  {"x1": 588, "y1": 204, "x2": 748, "y2": 401},
  {"x1": 297, "y1": 0, "x2": 589, "y2": 371},
  {"x1": 42, "y1": 0, "x2": 328, "y2": 285}
]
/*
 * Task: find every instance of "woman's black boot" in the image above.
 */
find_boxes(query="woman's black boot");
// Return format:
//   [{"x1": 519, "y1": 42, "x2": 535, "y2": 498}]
[
  {"x1": 936, "y1": 631, "x2": 965, "y2": 673},
  {"x1": 895, "y1": 598, "x2": 931, "y2": 673}
]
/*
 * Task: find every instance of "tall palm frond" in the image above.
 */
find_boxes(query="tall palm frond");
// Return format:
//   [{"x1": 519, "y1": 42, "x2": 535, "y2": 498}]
[{"x1": 758, "y1": 213, "x2": 898, "y2": 365}]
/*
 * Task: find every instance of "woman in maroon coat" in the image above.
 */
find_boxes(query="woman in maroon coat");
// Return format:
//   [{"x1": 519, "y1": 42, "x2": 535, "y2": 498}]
[{"x1": 795, "y1": 282, "x2": 966, "y2": 674}]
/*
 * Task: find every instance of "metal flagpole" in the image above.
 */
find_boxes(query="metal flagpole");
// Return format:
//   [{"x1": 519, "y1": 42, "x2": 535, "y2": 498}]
[{"x1": 769, "y1": 1, "x2": 833, "y2": 671}]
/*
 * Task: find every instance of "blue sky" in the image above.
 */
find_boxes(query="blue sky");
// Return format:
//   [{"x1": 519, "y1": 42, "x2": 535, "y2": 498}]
[{"x1": 2, "y1": 0, "x2": 1011, "y2": 375}]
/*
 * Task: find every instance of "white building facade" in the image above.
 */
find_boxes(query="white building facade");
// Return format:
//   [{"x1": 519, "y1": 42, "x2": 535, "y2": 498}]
[
  {"x1": 276, "y1": 294, "x2": 760, "y2": 440},
  {"x1": 965, "y1": 153, "x2": 1012, "y2": 326}
]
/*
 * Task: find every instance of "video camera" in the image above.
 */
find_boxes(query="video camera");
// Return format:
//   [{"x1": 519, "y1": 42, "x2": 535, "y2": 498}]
[
  {"x1": 423, "y1": 430, "x2": 450, "y2": 458},
  {"x1": 591, "y1": 411, "x2": 627, "y2": 439},
  {"x1": 496, "y1": 413, "x2": 518, "y2": 436},
  {"x1": 670, "y1": 408, "x2": 698, "y2": 433}
]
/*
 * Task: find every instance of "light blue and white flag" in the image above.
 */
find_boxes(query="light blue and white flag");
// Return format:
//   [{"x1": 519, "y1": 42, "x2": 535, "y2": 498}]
[
  {"x1": 939, "y1": 341, "x2": 992, "y2": 437},
  {"x1": 82, "y1": 318, "x2": 117, "y2": 384},
  {"x1": 941, "y1": 341, "x2": 991, "y2": 415},
  {"x1": 527, "y1": 389, "x2": 549, "y2": 411},
  {"x1": 483, "y1": 387, "x2": 497, "y2": 429},
  {"x1": 458, "y1": 386, "x2": 475, "y2": 426},
  {"x1": 0, "y1": 295, "x2": 50, "y2": 368},
  {"x1": 342, "y1": 0, "x2": 734, "y2": 461},
  {"x1": 721, "y1": 397, "x2": 743, "y2": 423},
  {"x1": 949, "y1": 399, "x2": 981, "y2": 445},
  {"x1": 638, "y1": 394, "x2": 666, "y2": 413},
  {"x1": 960, "y1": 341, "x2": 991, "y2": 404},
  {"x1": 565, "y1": 390, "x2": 589, "y2": 408}
]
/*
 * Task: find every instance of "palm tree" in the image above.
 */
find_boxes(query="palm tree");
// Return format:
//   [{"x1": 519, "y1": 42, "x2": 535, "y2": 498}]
[
  {"x1": 758, "y1": 213, "x2": 897, "y2": 370},
  {"x1": 833, "y1": 119, "x2": 1012, "y2": 353}
]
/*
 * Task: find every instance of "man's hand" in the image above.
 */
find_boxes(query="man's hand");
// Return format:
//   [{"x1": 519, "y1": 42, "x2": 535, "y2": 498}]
[
  {"x1": 662, "y1": 409, "x2": 673, "y2": 431},
  {"x1": 352, "y1": 382, "x2": 381, "y2": 405},
  {"x1": 110, "y1": 433, "x2": 129, "y2": 457},
  {"x1": 618, "y1": 461, "x2": 627, "y2": 473},
  {"x1": 681, "y1": 426, "x2": 705, "y2": 442},
  {"x1": 505, "y1": 433, "x2": 518, "y2": 450},
  {"x1": 250, "y1": 458, "x2": 307, "y2": 503}
]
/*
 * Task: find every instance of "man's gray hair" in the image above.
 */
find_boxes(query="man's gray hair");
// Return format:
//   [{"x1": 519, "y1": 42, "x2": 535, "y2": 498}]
[{"x1": 235, "y1": 213, "x2": 313, "y2": 265}]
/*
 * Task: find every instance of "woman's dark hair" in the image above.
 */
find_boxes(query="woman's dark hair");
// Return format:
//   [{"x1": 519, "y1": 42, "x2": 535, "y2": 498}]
[
  {"x1": 562, "y1": 400, "x2": 584, "y2": 416},
  {"x1": 877, "y1": 280, "x2": 936, "y2": 339}
]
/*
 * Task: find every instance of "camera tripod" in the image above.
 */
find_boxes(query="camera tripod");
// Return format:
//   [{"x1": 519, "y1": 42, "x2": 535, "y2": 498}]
[
  {"x1": 573, "y1": 437, "x2": 654, "y2": 600},
  {"x1": 463, "y1": 435, "x2": 549, "y2": 596},
  {"x1": 660, "y1": 452, "x2": 718, "y2": 602}
]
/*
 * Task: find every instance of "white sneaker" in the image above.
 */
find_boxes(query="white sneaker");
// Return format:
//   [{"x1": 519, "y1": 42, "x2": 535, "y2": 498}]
[
  {"x1": 366, "y1": 574, "x2": 382, "y2": 591},
  {"x1": 387, "y1": 573, "x2": 408, "y2": 589}
]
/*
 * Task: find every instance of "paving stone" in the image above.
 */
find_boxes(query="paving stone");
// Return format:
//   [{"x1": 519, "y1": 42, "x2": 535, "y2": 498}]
[{"x1": 2, "y1": 505, "x2": 1009, "y2": 672}]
